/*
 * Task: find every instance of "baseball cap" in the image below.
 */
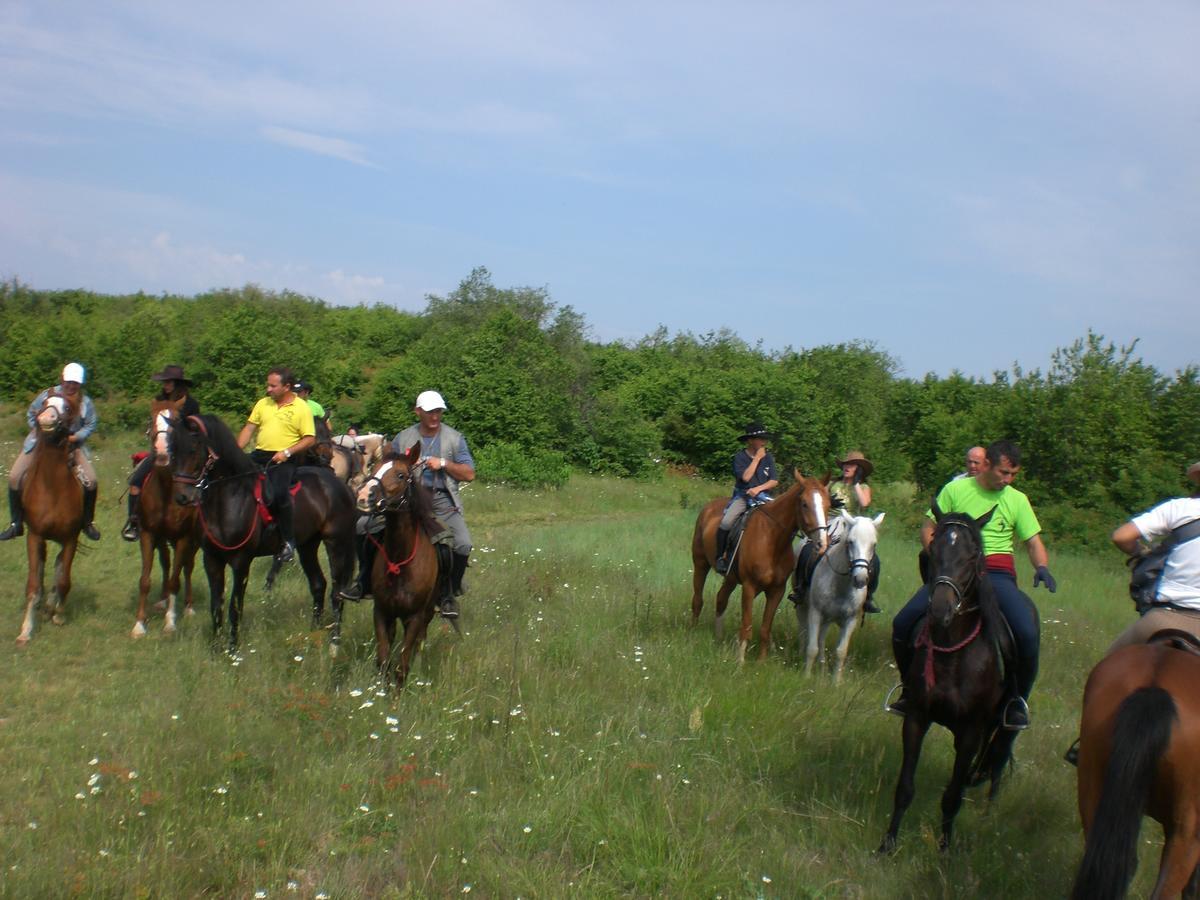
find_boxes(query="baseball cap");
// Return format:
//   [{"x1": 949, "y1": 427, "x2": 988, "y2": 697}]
[
  {"x1": 415, "y1": 390, "x2": 447, "y2": 412},
  {"x1": 62, "y1": 362, "x2": 86, "y2": 384}
]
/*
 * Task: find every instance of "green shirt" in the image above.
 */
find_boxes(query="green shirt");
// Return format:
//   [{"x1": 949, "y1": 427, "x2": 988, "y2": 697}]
[
  {"x1": 306, "y1": 398, "x2": 326, "y2": 419},
  {"x1": 929, "y1": 477, "x2": 1040, "y2": 557}
]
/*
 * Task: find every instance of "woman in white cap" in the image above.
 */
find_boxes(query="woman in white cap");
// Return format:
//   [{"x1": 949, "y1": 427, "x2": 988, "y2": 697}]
[{"x1": 0, "y1": 362, "x2": 101, "y2": 541}]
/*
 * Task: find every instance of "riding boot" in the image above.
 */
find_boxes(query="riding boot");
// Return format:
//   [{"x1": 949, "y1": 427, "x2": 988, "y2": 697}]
[
  {"x1": 886, "y1": 637, "x2": 915, "y2": 716},
  {"x1": 274, "y1": 498, "x2": 296, "y2": 563},
  {"x1": 338, "y1": 533, "x2": 377, "y2": 601},
  {"x1": 1003, "y1": 653, "x2": 1038, "y2": 730},
  {"x1": 863, "y1": 555, "x2": 882, "y2": 613},
  {"x1": 0, "y1": 488, "x2": 24, "y2": 541},
  {"x1": 787, "y1": 542, "x2": 814, "y2": 605},
  {"x1": 451, "y1": 552, "x2": 469, "y2": 596},
  {"x1": 714, "y1": 527, "x2": 730, "y2": 575},
  {"x1": 81, "y1": 487, "x2": 100, "y2": 541},
  {"x1": 121, "y1": 491, "x2": 140, "y2": 542}
]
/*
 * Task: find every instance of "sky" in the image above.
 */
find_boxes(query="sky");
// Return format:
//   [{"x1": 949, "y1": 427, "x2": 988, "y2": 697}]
[{"x1": 1, "y1": 1, "x2": 1197, "y2": 379}]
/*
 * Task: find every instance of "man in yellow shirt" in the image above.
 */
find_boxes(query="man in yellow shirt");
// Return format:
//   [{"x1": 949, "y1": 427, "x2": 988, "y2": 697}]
[{"x1": 236, "y1": 367, "x2": 315, "y2": 562}]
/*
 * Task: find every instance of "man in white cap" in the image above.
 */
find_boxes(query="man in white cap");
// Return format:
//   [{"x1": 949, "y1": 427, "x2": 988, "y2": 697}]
[
  {"x1": 341, "y1": 390, "x2": 476, "y2": 617},
  {"x1": 1, "y1": 362, "x2": 101, "y2": 541}
]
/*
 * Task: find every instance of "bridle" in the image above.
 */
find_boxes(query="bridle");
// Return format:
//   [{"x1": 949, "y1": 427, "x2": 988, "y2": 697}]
[
  {"x1": 360, "y1": 459, "x2": 420, "y2": 514},
  {"x1": 927, "y1": 520, "x2": 982, "y2": 618},
  {"x1": 821, "y1": 518, "x2": 874, "y2": 578}
]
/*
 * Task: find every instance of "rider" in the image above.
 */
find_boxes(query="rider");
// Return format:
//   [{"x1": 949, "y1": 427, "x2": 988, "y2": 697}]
[
  {"x1": 122, "y1": 365, "x2": 200, "y2": 542},
  {"x1": 788, "y1": 450, "x2": 879, "y2": 609},
  {"x1": 1106, "y1": 460, "x2": 1200, "y2": 653},
  {"x1": 952, "y1": 446, "x2": 986, "y2": 482},
  {"x1": 293, "y1": 380, "x2": 331, "y2": 466},
  {"x1": 715, "y1": 423, "x2": 779, "y2": 576},
  {"x1": 0, "y1": 362, "x2": 101, "y2": 542},
  {"x1": 888, "y1": 440, "x2": 1055, "y2": 730},
  {"x1": 235, "y1": 366, "x2": 315, "y2": 564}
]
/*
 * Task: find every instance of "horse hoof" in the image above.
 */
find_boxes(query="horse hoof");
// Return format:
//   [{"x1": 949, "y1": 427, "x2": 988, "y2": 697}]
[
  {"x1": 131, "y1": 621, "x2": 147, "y2": 638},
  {"x1": 154, "y1": 599, "x2": 167, "y2": 612},
  {"x1": 15, "y1": 635, "x2": 30, "y2": 647},
  {"x1": 184, "y1": 607, "x2": 196, "y2": 618},
  {"x1": 163, "y1": 618, "x2": 177, "y2": 635},
  {"x1": 51, "y1": 614, "x2": 66, "y2": 627}
]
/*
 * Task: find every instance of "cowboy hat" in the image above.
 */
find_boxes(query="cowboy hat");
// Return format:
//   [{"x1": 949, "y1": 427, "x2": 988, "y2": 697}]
[
  {"x1": 737, "y1": 422, "x2": 773, "y2": 442},
  {"x1": 150, "y1": 364, "x2": 192, "y2": 385},
  {"x1": 836, "y1": 450, "x2": 874, "y2": 479}
]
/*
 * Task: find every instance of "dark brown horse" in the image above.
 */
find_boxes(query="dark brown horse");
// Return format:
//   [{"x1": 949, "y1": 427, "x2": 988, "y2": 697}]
[
  {"x1": 355, "y1": 444, "x2": 449, "y2": 688},
  {"x1": 16, "y1": 394, "x2": 86, "y2": 644},
  {"x1": 169, "y1": 413, "x2": 357, "y2": 652},
  {"x1": 878, "y1": 503, "x2": 1016, "y2": 854},
  {"x1": 691, "y1": 472, "x2": 832, "y2": 664},
  {"x1": 1072, "y1": 636, "x2": 1200, "y2": 899},
  {"x1": 130, "y1": 398, "x2": 199, "y2": 638}
]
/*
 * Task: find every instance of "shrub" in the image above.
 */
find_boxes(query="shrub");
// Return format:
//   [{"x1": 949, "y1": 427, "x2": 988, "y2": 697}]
[{"x1": 475, "y1": 441, "x2": 570, "y2": 489}]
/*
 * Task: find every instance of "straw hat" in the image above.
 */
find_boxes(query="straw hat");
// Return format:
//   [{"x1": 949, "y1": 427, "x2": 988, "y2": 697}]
[{"x1": 836, "y1": 450, "x2": 874, "y2": 479}]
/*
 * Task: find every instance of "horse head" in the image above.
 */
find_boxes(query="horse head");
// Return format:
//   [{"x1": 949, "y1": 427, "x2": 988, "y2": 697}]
[
  {"x1": 357, "y1": 442, "x2": 420, "y2": 513},
  {"x1": 926, "y1": 500, "x2": 995, "y2": 629},
  {"x1": 844, "y1": 509, "x2": 885, "y2": 590},
  {"x1": 793, "y1": 469, "x2": 832, "y2": 554},
  {"x1": 168, "y1": 414, "x2": 215, "y2": 506},
  {"x1": 35, "y1": 395, "x2": 74, "y2": 443},
  {"x1": 149, "y1": 398, "x2": 185, "y2": 468}
]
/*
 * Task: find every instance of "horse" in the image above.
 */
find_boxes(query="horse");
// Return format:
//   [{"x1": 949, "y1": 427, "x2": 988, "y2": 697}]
[
  {"x1": 691, "y1": 472, "x2": 832, "y2": 664},
  {"x1": 16, "y1": 394, "x2": 86, "y2": 645},
  {"x1": 130, "y1": 398, "x2": 200, "y2": 638},
  {"x1": 355, "y1": 444, "x2": 449, "y2": 687},
  {"x1": 1071, "y1": 636, "x2": 1200, "y2": 899},
  {"x1": 797, "y1": 509, "x2": 885, "y2": 682},
  {"x1": 878, "y1": 502, "x2": 1017, "y2": 853},
  {"x1": 168, "y1": 413, "x2": 358, "y2": 652},
  {"x1": 329, "y1": 433, "x2": 385, "y2": 493}
]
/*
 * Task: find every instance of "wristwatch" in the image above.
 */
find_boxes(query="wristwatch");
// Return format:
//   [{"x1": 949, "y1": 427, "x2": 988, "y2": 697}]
[{"x1": 283, "y1": 449, "x2": 291, "y2": 459}]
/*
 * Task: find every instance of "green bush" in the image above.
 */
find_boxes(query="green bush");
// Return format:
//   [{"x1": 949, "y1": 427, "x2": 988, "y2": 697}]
[{"x1": 475, "y1": 441, "x2": 571, "y2": 489}]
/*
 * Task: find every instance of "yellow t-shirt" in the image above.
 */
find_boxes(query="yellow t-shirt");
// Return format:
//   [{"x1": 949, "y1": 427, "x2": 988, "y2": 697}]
[{"x1": 248, "y1": 396, "x2": 315, "y2": 452}]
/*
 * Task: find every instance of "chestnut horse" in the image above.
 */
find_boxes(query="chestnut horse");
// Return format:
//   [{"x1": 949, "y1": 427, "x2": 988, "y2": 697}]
[
  {"x1": 691, "y1": 472, "x2": 831, "y2": 664},
  {"x1": 878, "y1": 503, "x2": 1016, "y2": 854},
  {"x1": 130, "y1": 398, "x2": 200, "y2": 638},
  {"x1": 1072, "y1": 636, "x2": 1200, "y2": 899},
  {"x1": 16, "y1": 394, "x2": 86, "y2": 644},
  {"x1": 355, "y1": 445, "x2": 449, "y2": 687},
  {"x1": 169, "y1": 414, "x2": 357, "y2": 652}
]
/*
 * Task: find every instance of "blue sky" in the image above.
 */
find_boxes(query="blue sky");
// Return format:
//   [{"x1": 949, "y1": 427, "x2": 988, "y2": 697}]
[{"x1": 1, "y1": 1, "x2": 1197, "y2": 378}]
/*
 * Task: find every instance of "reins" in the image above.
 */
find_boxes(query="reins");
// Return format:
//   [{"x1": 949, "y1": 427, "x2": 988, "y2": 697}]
[
  {"x1": 916, "y1": 519, "x2": 988, "y2": 690},
  {"x1": 363, "y1": 464, "x2": 423, "y2": 577}
]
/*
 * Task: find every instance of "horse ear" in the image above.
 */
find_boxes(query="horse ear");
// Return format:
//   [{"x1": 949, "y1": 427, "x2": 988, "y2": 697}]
[
  {"x1": 975, "y1": 505, "x2": 996, "y2": 530},
  {"x1": 404, "y1": 442, "x2": 420, "y2": 466},
  {"x1": 793, "y1": 468, "x2": 803, "y2": 482},
  {"x1": 840, "y1": 508, "x2": 854, "y2": 523},
  {"x1": 873, "y1": 511, "x2": 885, "y2": 527},
  {"x1": 930, "y1": 496, "x2": 943, "y2": 521},
  {"x1": 821, "y1": 469, "x2": 832, "y2": 486}
]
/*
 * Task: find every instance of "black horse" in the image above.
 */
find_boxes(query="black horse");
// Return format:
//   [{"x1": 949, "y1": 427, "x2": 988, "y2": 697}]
[
  {"x1": 169, "y1": 414, "x2": 357, "y2": 652},
  {"x1": 878, "y1": 501, "x2": 1018, "y2": 853}
]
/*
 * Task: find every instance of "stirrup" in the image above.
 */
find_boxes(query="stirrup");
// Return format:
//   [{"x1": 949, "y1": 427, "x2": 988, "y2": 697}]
[
  {"x1": 439, "y1": 596, "x2": 459, "y2": 620},
  {"x1": 883, "y1": 682, "x2": 908, "y2": 717},
  {"x1": 714, "y1": 558, "x2": 728, "y2": 575},
  {"x1": 337, "y1": 583, "x2": 366, "y2": 602},
  {"x1": 1002, "y1": 696, "x2": 1030, "y2": 731},
  {"x1": 275, "y1": 542, "x2": 296, "y2": 563},
  {"x1": 121, "y1": 519, "x2": 140, "y2": 542}
]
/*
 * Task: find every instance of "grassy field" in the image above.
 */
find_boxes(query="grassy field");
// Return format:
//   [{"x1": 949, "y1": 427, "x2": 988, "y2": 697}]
[{"x1": 0, "y1": 429, "x2": 1158, "y2": 898}]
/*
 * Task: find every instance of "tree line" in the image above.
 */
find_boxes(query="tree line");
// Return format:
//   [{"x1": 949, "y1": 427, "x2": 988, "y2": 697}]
[{"x1": 1, "y1": 270, "x2": 1196, "y2": 547}]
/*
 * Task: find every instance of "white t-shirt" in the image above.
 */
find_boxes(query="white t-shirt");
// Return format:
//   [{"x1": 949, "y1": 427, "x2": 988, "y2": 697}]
[{"x1": 1132, "y1": 497, "x2": 1200, "y2": 607}]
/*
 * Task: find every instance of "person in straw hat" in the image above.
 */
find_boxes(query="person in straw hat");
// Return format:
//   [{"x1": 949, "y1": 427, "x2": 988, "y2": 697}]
[
  {"x1": 714, "y1": 422, "x2": 779, "y2": 575},
  {"x1": 122, "y1": 365, "x2": 200, "y2": 542}
]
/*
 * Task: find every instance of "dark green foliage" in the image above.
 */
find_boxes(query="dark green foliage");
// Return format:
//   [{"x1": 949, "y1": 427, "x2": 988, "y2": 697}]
[{"x1": 0, "y1": 275, "x2": 1194, "y2": 546}]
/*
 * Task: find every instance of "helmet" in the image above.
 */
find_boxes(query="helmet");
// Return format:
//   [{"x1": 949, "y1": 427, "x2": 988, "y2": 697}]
[{"x1": 61, "y1": 362, "x2": 86, "y2": 384}]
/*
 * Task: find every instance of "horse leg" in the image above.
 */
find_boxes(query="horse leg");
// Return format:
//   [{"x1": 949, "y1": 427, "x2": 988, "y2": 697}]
[
  {"x1": 325, "y1": 533, "x2": 355, "y2": 657},
  {"x1": 939, "y1": 725, "x2": 986, "y2": 851},
  {"x1": 204, "y1": 551, "x2": 226, "y2": 636},
  {"x1": 50, "y1": 539, "x2": 76, "y2": 627},
  {"x1": 757, "y1": 583, "x2": 787, "y2": 662},
  {"x1": 831, "y1": 615, "x2": 860, "y2": 685},
  {"x1": 690, "y1": 561, "x2": 709, "y2": 625},
  {"x1": 162, "y1": 537, "x2": 189, "y2": 635},
  {"x1": 374, "y1": 608, "x2": 394, "y2": 681},
  {"x1": 297, "y1": 541, "x2": 325, "y2": 630},
  {"x1": 153, "y1": 537, "x2": 170, "y2": 610},
  {"x1": 133, "y1": 532, "x2": 156, "y2": 638},
  {"x1": 17, "y1": 532, "x2": 47, "y2": 645},
  {"x1": 734, "y1": 579, "x2": 762, "y2": 665},
  {"x1": 713, "y1": 578, "x2": 735, "y2": 643},
  {"x1": 1153, "y1": 822, "x2": 1200, "y2": 899},
  {"x1": 396, "y1": 614, "x2": 427, "y2": 688},
  {"x1": 263, "y1": 556, "x2": 282, "y2": 593},
  {"x1": 227, "y1": 564, "x2": 250, "y2": 651},
  {"x1": 181, "y1": 538, "x2": 197, "y2": 618},
  {"x1": 804, "y1": 601, "x2": 822, "y2": 676},
  {"x1": 1183, "y1": 857, "x2": 1200, "y2": 900},
  {"x1": 878, "y1": 714, "x2": 931, "y2": 854}
]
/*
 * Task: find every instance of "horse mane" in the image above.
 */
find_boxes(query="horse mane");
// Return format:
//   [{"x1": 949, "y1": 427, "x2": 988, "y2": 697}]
[{"x1": 192, "y1": 414, "x2": 258, "y2": 475}]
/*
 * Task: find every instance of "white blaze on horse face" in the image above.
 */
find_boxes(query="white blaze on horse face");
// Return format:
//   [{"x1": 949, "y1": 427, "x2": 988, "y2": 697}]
[
  {"x1": 37, "y1": 396, "x2": 66, "y2": 430},
  {"x1": 810, "y1": 489, "x2": 829, "y2": 553},
  {"x1": 154, "y1": 411, "x2": 171, "y2": 459}
]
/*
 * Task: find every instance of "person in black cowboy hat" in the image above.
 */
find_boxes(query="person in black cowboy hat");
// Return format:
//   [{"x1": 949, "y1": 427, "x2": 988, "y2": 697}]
[
  {"x1": 714, "y1": 422, "x2": 779, "y2": 575},
  {"x1": 121, "y1": 365, "x2": 201, "y2": 542}
]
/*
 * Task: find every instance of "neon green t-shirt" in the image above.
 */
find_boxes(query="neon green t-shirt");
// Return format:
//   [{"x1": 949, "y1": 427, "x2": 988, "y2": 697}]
[
  {"x1": 306, "y1": 398, "x2": 325, "y2": 420},
  {"x1": 248, "y1": 396, "x2": 316, "y2": 452},
  {"x1": 928, "y1": 477, "x2": 1041, "y2": 557}
]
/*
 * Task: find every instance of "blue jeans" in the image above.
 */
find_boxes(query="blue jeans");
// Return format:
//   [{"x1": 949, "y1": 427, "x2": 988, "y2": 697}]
[{"x1": 892, "y1": 571, "x2": 1040, "y2": 696}]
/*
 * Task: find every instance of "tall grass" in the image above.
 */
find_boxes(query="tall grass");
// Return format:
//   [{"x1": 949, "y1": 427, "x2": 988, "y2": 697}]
[{"x1": 0, "y1": 431, "x2": 1160, "y2": 897}]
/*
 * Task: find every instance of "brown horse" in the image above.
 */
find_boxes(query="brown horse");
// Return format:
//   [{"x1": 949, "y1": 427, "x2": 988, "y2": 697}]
[
  {"x1": 355, "y1": 444, "x2": 449, "y2": 688},
  {"x1": 691, "y1": 472, "x2": 832, "y2": 664},
  {"x1": 16, "y1": 394, "x2": 86, "y2": 644},
  {"x1": 130, "y1": 398, "x2": 199, "y2": 638},
  {"x1": 1072, "y1": 636, "x2": 1200, "y2": 899}
]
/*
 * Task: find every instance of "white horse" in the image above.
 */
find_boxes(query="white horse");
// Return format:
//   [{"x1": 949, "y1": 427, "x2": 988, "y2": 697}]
[
  {"x1": 330, "y1": 433, "x2": 385, "y2": 493},
  {"x1": 797, "y1": 509, "x2": 884, "y2": 683}
]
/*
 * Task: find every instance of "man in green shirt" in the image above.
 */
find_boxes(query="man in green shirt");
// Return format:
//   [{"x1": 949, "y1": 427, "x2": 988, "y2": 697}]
[{"x1": 889, "y1": 440, "x2": 1057, "y2": 729}]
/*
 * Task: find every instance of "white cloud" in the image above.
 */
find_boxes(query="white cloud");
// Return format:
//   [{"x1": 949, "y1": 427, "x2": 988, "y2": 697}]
[{"x1": 260, "y1": 126, "x2": 379, "y2": 168}]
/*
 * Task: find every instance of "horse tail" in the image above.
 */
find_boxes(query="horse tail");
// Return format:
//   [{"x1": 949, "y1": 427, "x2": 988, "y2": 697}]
[{"x1": 1071, "y1": 686, "x2": 1177, "y2": 900}]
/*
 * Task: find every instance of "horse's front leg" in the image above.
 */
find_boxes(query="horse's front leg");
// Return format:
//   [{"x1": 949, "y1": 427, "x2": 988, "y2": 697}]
[
  {"x1": 374, "y1": 607, "x2": 394, "y2": 679},
  {"x1": 204, "y1": 550, "x2": 226, "y2": 636},
  {"x1": 396, "y1": 613, "x2": 427, "y2": 688},
  {"x1": 804, "y1": 602, "x2": 823, "y2": 676},
  {"x1": 17, "y1": 533, "x2": 47, "y2": 645},
  {"x1": 133, "y1": 532, "x2": 157, "y2": 638},
  {"x1": 831, "y1": 615, "x2": 860, "y2": 685},
  {"x1": 296, "y1": 542, "x2": 327, "y2": 632},
  {"x1": 878, "y1": 713, "x2": 931, "y2": 854},
  {"x1": 690, "y1": 560, "x2": 710, "y2": 626},
  {"x1": 736, "y1": 579, "x2": 758, "y2": 665},
  {"x1": 227, "y1": 563, "x2": 250, "y2": 651},
  {"x1": 50, "y1": 538, "x2": 76, "y2": 626},
  {"x1": 757, "y1": 581, "x2": 788, "y2": 662},
  {"x1": 939, "y1": 724, "x2": 986, "y2": 851},
  {"x1": 713, "y1": 577, "x2": 735, "y2": 644}
]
